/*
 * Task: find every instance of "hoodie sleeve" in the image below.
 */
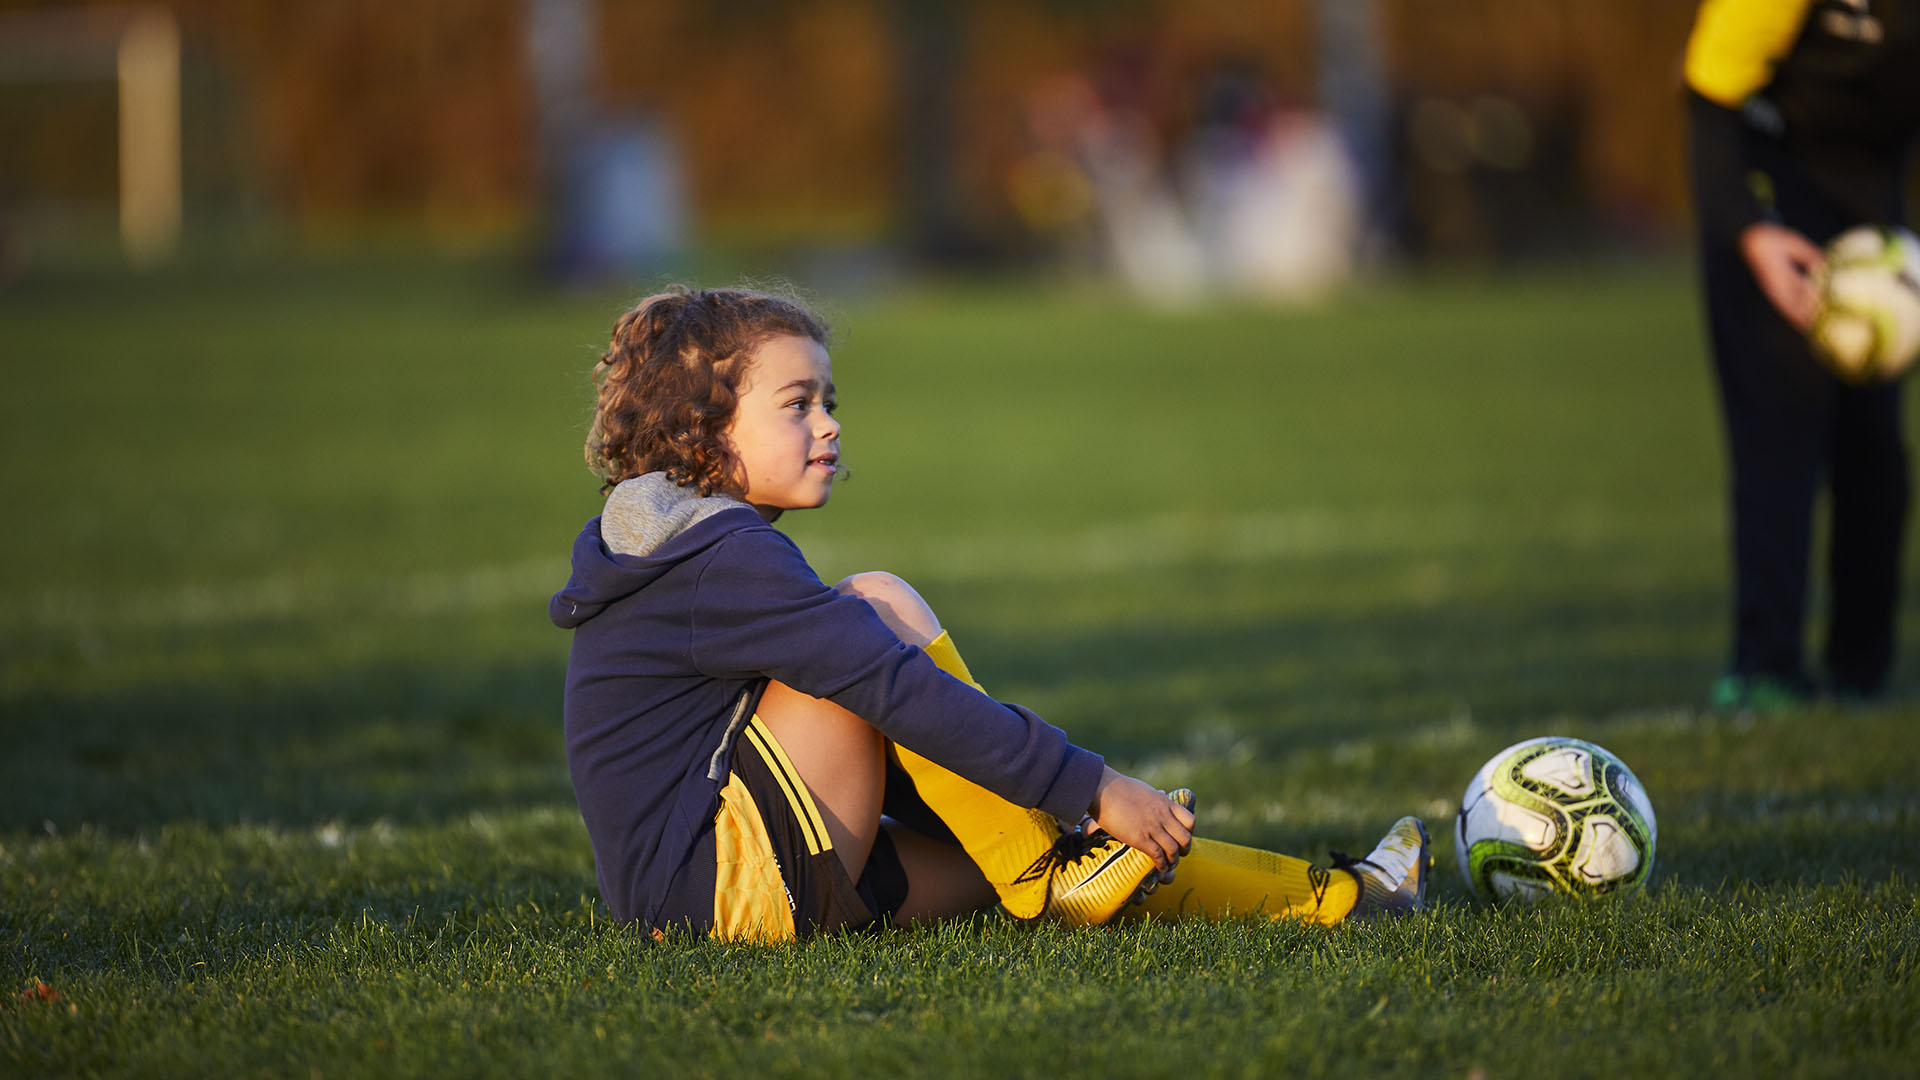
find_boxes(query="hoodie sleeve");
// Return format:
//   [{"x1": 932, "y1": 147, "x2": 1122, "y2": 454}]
[
  {"x1": 686, "y1": 528, "x2": 1104, "y2": 822},
  {"x1": 1687, "y1": 89, "x2": 1770, "y2": 243}
]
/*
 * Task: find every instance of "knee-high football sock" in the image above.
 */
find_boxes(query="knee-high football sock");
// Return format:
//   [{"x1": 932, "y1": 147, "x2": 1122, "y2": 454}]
[
  {"x1": 886, "y1": 630, "x2": 1063, "y2": 920},
  {"x1": 1123, "y1": 836, "x2": 1359, "y2": 927}
]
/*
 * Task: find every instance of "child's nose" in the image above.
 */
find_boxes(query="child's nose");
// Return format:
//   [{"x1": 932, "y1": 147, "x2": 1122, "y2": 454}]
[{"x1": 817, "y1": 411, "x2": 840, "y2": 438}]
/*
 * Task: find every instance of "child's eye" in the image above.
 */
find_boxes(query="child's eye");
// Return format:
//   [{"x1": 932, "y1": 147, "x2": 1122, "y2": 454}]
[
  {"x1": 824, "y1": 400, "x2": 838, "y2": 415},
  {"x1": 784, "y1": 398, "x2": 808, "y2": 411}
]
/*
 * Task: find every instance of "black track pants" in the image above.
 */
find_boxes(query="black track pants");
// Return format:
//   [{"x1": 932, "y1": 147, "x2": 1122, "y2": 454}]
[{"x1": 1696, "y1": 209, "x2": 1909, "y2": 693}]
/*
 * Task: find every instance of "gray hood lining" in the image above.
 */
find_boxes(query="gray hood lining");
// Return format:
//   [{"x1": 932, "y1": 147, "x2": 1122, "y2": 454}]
[{"x1": 602, "y1": 473, "x2": 753, "y2": 557}]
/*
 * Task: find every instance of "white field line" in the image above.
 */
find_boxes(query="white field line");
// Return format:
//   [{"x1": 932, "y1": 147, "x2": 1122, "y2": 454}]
[{"x1": 8, "y1": 502, "x2": 1715, "y2": 633}]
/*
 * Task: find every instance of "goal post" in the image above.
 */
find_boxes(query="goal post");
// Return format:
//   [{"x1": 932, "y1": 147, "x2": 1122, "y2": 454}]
[
  {"x1": 0, "y1": 6, "x2": 181, "y2": 266},
  {"x1": 117, "y1": 10, "x2": 180, "y2": 265}
]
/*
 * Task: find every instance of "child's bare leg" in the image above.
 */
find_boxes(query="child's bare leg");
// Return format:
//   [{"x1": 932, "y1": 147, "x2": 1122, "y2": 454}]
[
  {"x1": 830, "y1": 575, "x2": 998, "y2": 924},
  {"x1": 766, "y1": 571, "x2": 1163, "y2": 926},
  {"x1": 836, "y1": 571, "x2": 939, "y2": 646},
  {"x1": 754, "y1": 679, "x2": 996, "y2": 918},
  {"x1": 754, "y1": 680, "x2": 886, "y2": 877},
  {"x1": 885, "y1": 822, "x2": 994, "y2": 926},
  {"x1": 837, "y1": 572, "x2": 1105, "y2": 922},
  {"x1": 754, "y1": 570, "x2": 976, "y2": 901}
]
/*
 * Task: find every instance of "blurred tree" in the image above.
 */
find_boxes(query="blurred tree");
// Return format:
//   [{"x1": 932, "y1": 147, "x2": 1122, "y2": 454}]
[
  {"x1": 892, "y1": 0, "x2": 975, "y2": 261},
  {"x1": 0, "y1": 0, "x2": 1707, "y2": 256}
]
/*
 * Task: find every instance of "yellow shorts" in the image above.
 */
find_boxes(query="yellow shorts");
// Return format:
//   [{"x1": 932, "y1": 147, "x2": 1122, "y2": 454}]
[{"x1": 694, "y1": 715, "x2": 907, "y2": 940}]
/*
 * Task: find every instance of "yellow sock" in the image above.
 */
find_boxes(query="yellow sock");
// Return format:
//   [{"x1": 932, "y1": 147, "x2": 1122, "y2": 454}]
[
  {"x1": 888, "y1": 630, "x2": 1063, "y2": 920},
  {"x1": 1124, "y1": 837, "x2": 1359, "y2": 927},
  {"x1": 921, "y1": 631, "x2": 982, "y2": 691},
  {"x1": 912, "y1": 634, "x2": 1360, "y2": 927}
]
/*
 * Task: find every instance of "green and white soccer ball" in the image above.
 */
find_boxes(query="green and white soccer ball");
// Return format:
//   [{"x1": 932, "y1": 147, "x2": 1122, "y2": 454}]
[
  {"x1": 1455, "y1": 736, "x2": 1656, "y2": 903},
  {"x1": 1809, "y1": 224, "x2": 1920, "y2": 383}
]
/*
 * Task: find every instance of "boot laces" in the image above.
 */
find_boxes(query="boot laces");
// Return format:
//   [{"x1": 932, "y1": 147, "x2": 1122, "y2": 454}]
[
  {"x1": 1012, "y1": 829, "x2": 1110, "y2": 885},
  {"x1": 1328, "y1": 849, "x2": 1384, "y2": 876}
]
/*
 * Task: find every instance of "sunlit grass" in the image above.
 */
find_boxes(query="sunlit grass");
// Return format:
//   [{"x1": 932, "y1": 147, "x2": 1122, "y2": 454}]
[{"x1": 3, "y1": 259, "x2": 1916, "y2": 1076}]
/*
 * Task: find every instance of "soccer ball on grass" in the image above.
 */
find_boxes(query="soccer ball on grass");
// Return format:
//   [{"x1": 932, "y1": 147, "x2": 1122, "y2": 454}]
[
  {"x1": 1809, "y1": 225, "x2": 1920, "y2": 383},
  {"x1": 1455, "y1": 736, "x2": 1656, "y2": 903}
]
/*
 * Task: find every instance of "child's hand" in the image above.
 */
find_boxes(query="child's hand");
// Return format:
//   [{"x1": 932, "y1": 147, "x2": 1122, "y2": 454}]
[{"x1": 1088, "y1": 767, "x2": 1195, "y2": 871}]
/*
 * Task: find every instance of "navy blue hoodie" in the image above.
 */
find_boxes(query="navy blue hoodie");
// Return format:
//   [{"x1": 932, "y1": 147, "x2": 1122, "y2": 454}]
[{"x1": 550, "y1": 474, "x2": 1104, "y2": 927}]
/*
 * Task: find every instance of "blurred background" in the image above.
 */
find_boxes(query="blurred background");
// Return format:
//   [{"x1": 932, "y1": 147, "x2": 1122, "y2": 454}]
[
  {"x1": 0, "y1": 0, "x2": 1701, "y2": 286},
  {"x1": 6, "y1": 12, "x2": 1919, "y2": 1074},
  {"x1": 4, "y1": 0, "x2": 1918, "y2": 839}
]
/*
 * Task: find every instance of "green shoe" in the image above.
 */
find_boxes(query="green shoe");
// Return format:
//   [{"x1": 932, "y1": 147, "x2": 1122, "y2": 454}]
[{"x1": 1708, "y1": 673, "x2": 1812, "y2": 714}]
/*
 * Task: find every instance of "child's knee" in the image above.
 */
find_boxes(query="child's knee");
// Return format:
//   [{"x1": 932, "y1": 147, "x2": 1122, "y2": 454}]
[{"x1": 836, "y1": 571, "x2": 941, "y2": 645}]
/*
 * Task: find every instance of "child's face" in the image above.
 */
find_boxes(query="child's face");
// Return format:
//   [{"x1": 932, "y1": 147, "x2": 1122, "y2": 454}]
[{"x1": 726, "y1": 334, "x2": 840, "y2": 521}]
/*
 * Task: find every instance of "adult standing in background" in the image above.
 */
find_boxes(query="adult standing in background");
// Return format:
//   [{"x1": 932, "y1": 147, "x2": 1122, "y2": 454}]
[{"x1": 1685, "y1": 0, "x2": 1920, "y2": 709}]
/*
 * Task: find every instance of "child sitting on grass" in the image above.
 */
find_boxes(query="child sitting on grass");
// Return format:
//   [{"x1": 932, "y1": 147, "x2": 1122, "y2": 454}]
[{"x1": 551, "y1": 285, "x2": 1430, "y2": 940}]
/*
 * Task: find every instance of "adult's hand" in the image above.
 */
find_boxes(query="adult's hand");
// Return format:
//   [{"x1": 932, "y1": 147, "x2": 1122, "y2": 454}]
[{"x1": 1740, "y1": 222, "x2": 1826, "y2": 331}]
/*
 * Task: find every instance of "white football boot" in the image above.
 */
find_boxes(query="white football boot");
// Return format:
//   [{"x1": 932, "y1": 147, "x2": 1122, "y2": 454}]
[{"x1": 1336, "y1": 816, "x2": 1432, "y2": 918}]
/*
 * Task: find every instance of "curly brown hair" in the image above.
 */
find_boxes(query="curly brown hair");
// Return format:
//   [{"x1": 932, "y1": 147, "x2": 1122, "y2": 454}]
[{"x1": 586, "y1": 285, "x2": 831, "y2": 497}]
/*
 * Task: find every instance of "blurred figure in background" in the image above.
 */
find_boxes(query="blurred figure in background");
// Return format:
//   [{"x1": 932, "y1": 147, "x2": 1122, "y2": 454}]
[
  {"x1": 1006, "y1": 53, "x2": 1363, "y2": 305},
  {"x1": 1182, "y1": 66, "x2": 1363, "y2": 302},
  {"x1": 527, "y1": 0, "x2": 686, "y2": 283},
  {"x1": 1685, "y1": 0, "x2": 1920, "y2": 709}
]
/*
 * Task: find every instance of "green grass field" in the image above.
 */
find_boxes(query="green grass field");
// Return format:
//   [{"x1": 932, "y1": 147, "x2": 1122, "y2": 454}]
[{"x1": 3, "y1": 259, "x2": 1915, "y2": 1077}]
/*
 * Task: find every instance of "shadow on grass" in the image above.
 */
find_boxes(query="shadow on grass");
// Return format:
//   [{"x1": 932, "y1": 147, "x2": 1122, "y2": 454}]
[
  {"x1": 4, "y1": 654, "x2": 573, "y2": 834},
  {"x1": 954, "y1": 580, "x2": 1730, "y2": 759},
  {"x1": 11, "y1": 838, "x2": 609, "y2": 978},
  {"x1": 1659, "y1": 783, "x2": 1920, "y2": 888},
  {"x1": 8, "y1": 572, "x2": 1907, "y2": 872}
]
